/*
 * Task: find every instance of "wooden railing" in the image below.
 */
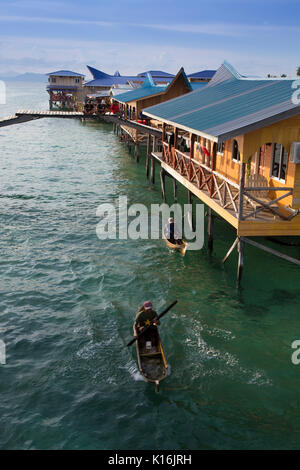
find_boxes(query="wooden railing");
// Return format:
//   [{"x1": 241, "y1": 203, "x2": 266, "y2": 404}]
[{"x1": 162, "y1": 142, "x2": 294, "y2": 220}]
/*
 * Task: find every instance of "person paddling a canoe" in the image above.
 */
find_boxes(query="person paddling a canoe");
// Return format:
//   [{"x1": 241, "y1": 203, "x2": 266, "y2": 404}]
[
  {"x1": 134, "y1": 301, "x2": 160, "y2": 345},
  {"x1": 164, "y1": 217, "x2": 183, "y2": 245}
]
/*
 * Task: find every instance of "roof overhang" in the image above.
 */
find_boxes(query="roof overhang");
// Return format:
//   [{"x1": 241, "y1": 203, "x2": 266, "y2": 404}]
[
  {"x1": 142, "y1": 110, "x2": 218, "y2": 142},
  {"x1": 144, "y1": 104, "x2": 300, "y2": 143}
]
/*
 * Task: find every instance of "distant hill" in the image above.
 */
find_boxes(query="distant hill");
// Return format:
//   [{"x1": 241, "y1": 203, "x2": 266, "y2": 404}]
[{"x1": 0, "y1": 73, "x2": 47, "y2": 82}]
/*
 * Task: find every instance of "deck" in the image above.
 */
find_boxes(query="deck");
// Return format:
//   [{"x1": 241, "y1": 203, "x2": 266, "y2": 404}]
[
  {"x1": 0, "y1": 110, "x2": 162, "y2": 139},
  {"x1": 152, "y1": 150, "x2": 300, "y2": 236}
]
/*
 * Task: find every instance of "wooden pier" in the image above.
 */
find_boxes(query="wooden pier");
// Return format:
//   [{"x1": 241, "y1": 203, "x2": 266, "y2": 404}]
[{"x1": 0, "y1": 110, "x2": 162, "y2": 139}]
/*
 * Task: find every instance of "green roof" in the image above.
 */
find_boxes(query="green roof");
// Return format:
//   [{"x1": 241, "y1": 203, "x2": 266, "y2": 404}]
[{"x1": 143, "y1": 62, "x2": 300, "y2": 141}]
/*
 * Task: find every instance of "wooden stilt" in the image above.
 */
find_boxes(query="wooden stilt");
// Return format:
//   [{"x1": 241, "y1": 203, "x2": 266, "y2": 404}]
[
  {"x1": 188, "y1": 190, "x2": 195, "y2": 232},
  {"x1": 151, "y1": 157, "x2": 155, "y2": 184},
  {"x1": 160, "y1": 168, "x2": 166, "y2": 202},
  {"x1": 207, "y1": 207, "x2": 214, "y2": 253},
  {"x1": 146, "y1": 134, "x2": 151, "y2": 179},
  {"x1": 222, "y1": 237, "x2": 239, "y2": 264},
  {"x1": 237, "y1": 237, "x2": 244, "y2": 285},
  {"x1": 134, "y1": 142, "x2": 139, "y2": 162},
  {"x1": 173, "y1": 178, "x2": 177, "y2": 203}
]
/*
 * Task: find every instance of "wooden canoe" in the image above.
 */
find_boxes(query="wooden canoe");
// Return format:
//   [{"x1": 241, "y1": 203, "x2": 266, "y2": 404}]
[
  {"x1": 163, "y1": 230, "x2": 188, "y2": 255},
  {"x1": 134, "y1": 324, "x2": 168, "y2": 392}
]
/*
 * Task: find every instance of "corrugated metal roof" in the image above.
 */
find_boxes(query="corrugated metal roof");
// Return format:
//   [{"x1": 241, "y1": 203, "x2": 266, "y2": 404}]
[
  {"x1": 113, "y1": 68, "x2": 191, "y2": 104},
  {"x1": 47, "y1": 70, "x2": 84, "y2": 77},
  {"x1": 143, "y1": 62, "x2": 300, "y2": 141},
  {"x1": 138, "y1": 70, "x2": 175, "y2": 78},
  {"x1": 85, "y1": 66, "x2": 173, "y2": 88},
  {"x1": 190, "y1": 82, "x2": 208, "y2": 90},
  {"x1": 188, "y1": 70, "x2": 216, "y2": 79},
  {"x1": 112, "y1": 73, "x2": 167, "y2": 102}
]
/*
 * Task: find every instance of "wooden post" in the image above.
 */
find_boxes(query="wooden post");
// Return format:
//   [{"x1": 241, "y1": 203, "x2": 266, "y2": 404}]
[
  {"x1": 237, "y1": 236, "x2": 244, "y2": 285},
  {"x1": 207, "y1": 207, "x2": 214, "y2": 253},
  {"x1": 173, "y1": 177, "x2": 177, "y2": 203},
  {"x1": 134, "y1": 142, "x2": 139, "y2": 163},
  {"x1": 151, "y1": 156, "x2": 155, "y2": 184},
  {"x1": 238, "y1": 162, "x2": 246, "y2": 220},
  {"x1": 189, "y1": 133, "x2": 195, "y2": 181},
  {"x1": 146, "y1": 134, "x2": 151, "y2": 179},
  {"x1": 210, "y1": 142, "x2": 217, "y2": 197},
  {"x1": 160, "y1": 168, "x2": 166, "y2": 202},
  {"x1": 153, "y1": 135, "x2": 157, "y2": 153},
  {"x1": 174, "y1": 127, "x2": 178, "y2": 150},
  {"x1": 222, "y1": 237, "x2": 239, "y2": 264},
  {"x1": 188, "y1": 190, "x2": 195, "y2": 232}
]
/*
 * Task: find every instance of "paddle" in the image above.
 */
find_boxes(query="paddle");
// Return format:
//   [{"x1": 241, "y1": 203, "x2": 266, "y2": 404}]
[{"x1": 126, "y1": 300, "x2": 177, "y2": 347}]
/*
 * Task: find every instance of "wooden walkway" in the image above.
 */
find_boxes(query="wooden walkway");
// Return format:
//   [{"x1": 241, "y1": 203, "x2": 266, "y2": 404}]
[{"x1": 0, "y1": 110, "x2": 162, "y2": 137}]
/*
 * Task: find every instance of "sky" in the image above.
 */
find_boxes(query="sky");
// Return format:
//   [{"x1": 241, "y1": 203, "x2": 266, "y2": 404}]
[{"x1": 0, "y1": 0, "x2": 300, "y2": 78}]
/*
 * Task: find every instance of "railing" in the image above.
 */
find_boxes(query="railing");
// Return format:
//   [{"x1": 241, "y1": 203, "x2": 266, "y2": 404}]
[{"x1": 162, "y1": 142, "x2": 294, "y2": 220}]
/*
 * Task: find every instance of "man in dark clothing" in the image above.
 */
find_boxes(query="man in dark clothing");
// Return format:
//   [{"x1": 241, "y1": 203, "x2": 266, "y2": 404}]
[
  {"x1": 164, "y1": 217, "x2": 183, "y2": 245},
  {"x1": 134, "y1": 301, "x2": 160, "y2": 347}
]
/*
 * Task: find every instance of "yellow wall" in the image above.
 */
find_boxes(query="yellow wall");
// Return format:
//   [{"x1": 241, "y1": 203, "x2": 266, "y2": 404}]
[{"x1": 191, "y1": 119, "x2": 300, "y2": 211}]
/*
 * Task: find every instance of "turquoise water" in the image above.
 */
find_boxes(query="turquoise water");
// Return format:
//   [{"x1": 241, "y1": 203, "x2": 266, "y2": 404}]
[{"x1": 0, "y1": 82, "x2": 300, "y2": 450}]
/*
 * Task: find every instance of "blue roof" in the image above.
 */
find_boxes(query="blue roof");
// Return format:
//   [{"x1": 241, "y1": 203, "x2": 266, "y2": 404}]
[
  {"x1": 114, "y1": 68, "x2": 192, "y2": 104},
  {"x1": 113, "y1": 73, "x2": 167, "y2": 103},
  {"x1": 84, "y1": 65, "x2": 174, "y2": 88},
  {"x1": 190, "y1": 82, "x2": 208, "y2": 90},
  {"x1": 47, "y1": 70, "x2": 84, "y2": 77},
  {"x1": 85, "y1": 65, "x2": 143, "y2": 87},
  {"x1": 188, "y1": 70, "x2": 216, "y2": 79},
  {"x1": 138, "y1": 70, "x2": 175, "y2": 78},
  {"x1": 143, "y1": 62, "x2": 300, "y2": 141}
]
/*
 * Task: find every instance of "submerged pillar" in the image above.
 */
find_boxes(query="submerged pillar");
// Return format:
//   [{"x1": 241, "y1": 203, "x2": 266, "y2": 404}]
[
  {"x1": 134, "y1": 142, "x2": 139, "y2": 163},
  {"x1": 237, "y1": 237, "x2": 244, "y2": 285},
  {"x1": 207, "y1": 207, "x2": 214, "y2": 253}
]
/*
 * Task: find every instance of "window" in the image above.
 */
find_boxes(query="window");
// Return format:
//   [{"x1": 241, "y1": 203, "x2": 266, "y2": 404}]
[
  {"x1": 217, "y1": 141, "x2": 225, "y2": 155},
  {"x1": 51, "y1": 77, "x2": 56, "y2": 83},
  {"x1": 271, "y1": 144, "x2": 288, "y2": 181},
  {"x1": 75, "y1": 78, "x2": 80, "y2": 84},
  {"x1": 232, "y1": 139, "x2": 240, "y2": 162}
]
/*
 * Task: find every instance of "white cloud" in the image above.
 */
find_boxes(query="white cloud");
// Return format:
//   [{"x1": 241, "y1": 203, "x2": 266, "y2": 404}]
[
  {"x1": 0, "y1": 15, "x2": 113, "y2": 27},
  {"x1": 0, "y1": 34, "x2": 297, "y2": 78},
  {"x1": 1, "y1": 15, "x2": 300, "y2": 38}
]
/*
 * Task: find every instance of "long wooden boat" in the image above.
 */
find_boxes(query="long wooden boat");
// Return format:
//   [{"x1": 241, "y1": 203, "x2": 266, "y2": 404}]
[
  {"x1": 163, "y1": 230, "x2": 188, "y2": 255},
  {"x1": 134, "y1": 324, "x2": 168, "y2": 392}
]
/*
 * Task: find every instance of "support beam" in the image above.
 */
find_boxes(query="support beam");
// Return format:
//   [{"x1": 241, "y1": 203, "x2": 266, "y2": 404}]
[
  {"x1": 160, "y1": 168, "x2": 166, "y2": 202},
  {"x1": 188, "y1": 190, "x2": 195, "y2": 232},
  {"x1": 238, "y1": 162, "x2": 246, "y2": 220},
  {"x1": 173, "y1": 177, "x2": 177, "y2": 203},
  {"x1": 243, "y1": 237, "x2": 300, "y2": 266},
  {"x1": 151, "y1": 156, "x2": 156, "y2": 184},
  {"x1": 134, "y1": 142, "x2": 139, "y2": 163},
  {"x1": 237, "y1": 237, "x2": 244, "y2": 285},
  {"x1": 146, "y1": 134, "x2": 151, "y2": 179},
  {"x1": 207, "y1": 207, "x2": 214, "y2": 253},
  {"x1": 222, "y1": 237, "x2": 239, "y2": 264}
]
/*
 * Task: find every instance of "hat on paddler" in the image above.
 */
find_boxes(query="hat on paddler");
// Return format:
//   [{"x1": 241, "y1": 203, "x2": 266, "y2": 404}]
[{"x1": 143, "y1": 301, "x2": 152, "y2": 310}]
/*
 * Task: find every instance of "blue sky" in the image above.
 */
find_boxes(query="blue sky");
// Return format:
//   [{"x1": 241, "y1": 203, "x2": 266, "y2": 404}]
[{"x1": 0, "y1": 0, "x2": 300, "y2": 78}]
